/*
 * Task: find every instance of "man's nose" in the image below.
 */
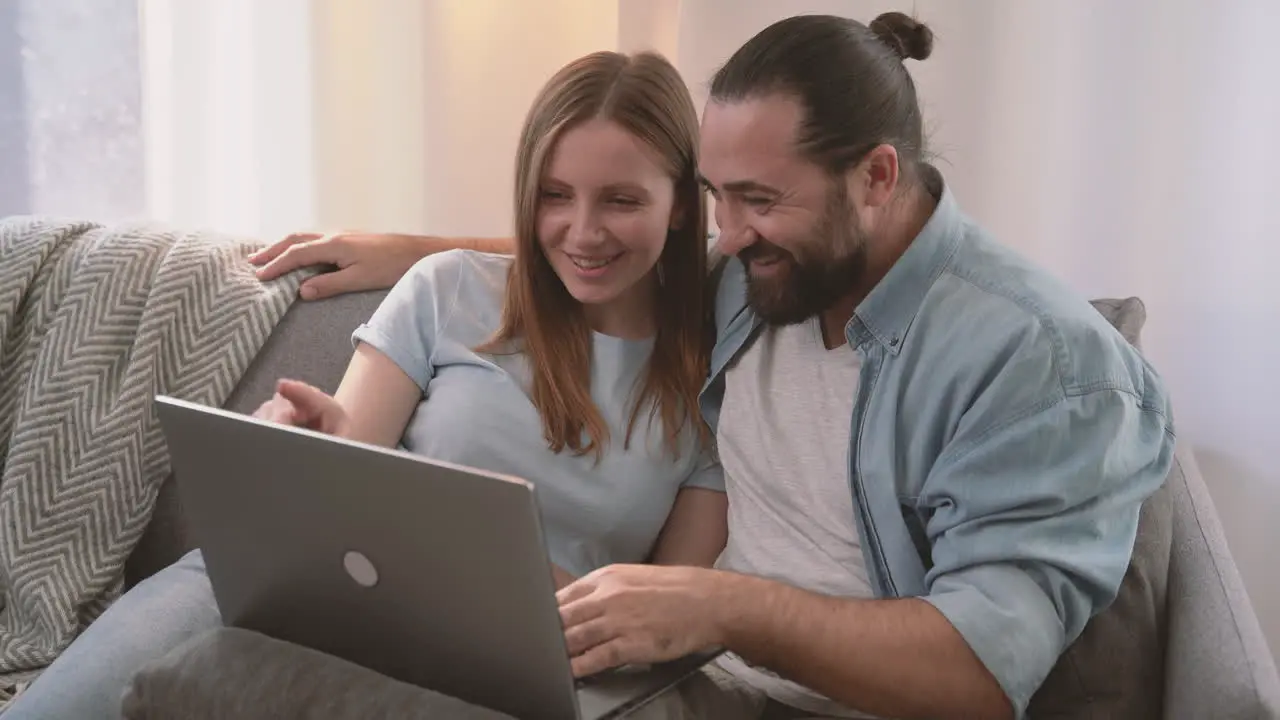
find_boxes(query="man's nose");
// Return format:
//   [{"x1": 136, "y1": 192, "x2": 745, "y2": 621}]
[
  {"x1": 712, "y1": 202, "x2": 751, "y2": 256},
  {"x1": 714, "y1": 219, "x2": 756, "y2": 256}
]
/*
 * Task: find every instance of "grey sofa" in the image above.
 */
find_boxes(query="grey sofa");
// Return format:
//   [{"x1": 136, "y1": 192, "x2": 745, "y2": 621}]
[{"x1": 117, "y1": 290, "x2": 1279, "y2": 719}]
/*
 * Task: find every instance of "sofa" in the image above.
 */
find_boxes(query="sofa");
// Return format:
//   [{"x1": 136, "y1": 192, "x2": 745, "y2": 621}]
[{"x1": 105, "y1": 289, "x2": 1279, "y2": 719}]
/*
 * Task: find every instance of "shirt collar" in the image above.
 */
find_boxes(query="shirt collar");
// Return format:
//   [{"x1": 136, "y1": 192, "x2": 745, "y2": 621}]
[{"x1": 846, "y1": 171, "x2": 964, "y2": 354}]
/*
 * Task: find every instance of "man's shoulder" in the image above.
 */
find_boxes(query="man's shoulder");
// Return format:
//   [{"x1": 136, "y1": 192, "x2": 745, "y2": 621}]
[{"x1": 920, "y1": 226, "x2": 1152, "y2": 399}]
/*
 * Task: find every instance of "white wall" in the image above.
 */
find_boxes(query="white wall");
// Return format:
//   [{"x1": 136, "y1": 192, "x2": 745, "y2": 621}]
[
  {"x1": 141, "y1": 0, "x2": 619, "y2": 239},
  {"x1": 312, "y1": 0, "x2": 620, "y2": 237},
  {"x1": 677, "y1": 0, "x2": 1280, "y2": 659},
  {"x1": 140, "y1": 0, "x2": 315, "y2": 239}
]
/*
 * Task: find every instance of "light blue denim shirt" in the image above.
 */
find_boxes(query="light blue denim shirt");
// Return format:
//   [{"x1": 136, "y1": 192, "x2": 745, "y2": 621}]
[{"x1": 700, "y1": 179, "x2": 1177, "y2": 717}]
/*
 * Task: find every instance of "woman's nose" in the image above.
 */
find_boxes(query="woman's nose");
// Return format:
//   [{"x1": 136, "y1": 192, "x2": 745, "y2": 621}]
[{"x1": 568, "y1": 205, "x2": 605, "y2": 245}]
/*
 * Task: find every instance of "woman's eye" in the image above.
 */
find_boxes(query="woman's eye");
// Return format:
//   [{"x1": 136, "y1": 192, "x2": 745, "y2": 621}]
[
  {"x1": 540, "y1": 190, "x2": 569, "y2": 201},
  {"x1": 608, "y1": 196, "x2": 640, "y2": 207}
]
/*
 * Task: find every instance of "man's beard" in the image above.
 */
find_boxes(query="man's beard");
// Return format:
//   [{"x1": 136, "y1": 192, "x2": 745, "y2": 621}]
[{"x1": 740, "y1": 189, "x2": 869, "y2": 327}]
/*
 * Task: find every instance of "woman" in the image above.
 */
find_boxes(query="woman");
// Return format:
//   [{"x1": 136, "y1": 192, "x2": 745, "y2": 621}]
[{"x1": 5, "y1": 50, "x2": 724, "y2": 720}]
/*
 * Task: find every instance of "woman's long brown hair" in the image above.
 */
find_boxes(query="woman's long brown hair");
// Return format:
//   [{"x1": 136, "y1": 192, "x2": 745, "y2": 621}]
[{"x1": 477, "y1": 51, "x2": 708, "y2": 461}]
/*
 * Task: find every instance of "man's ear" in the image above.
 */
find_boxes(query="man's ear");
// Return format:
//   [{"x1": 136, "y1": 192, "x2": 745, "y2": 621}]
[{"x1": 847, "y1": 144, "x2": 900, "y2": 209}]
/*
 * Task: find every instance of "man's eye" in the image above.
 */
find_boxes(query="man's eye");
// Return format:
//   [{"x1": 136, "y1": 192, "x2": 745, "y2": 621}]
[{"x1": 743, "y1": 196, "x2": 771, "y2": 207}]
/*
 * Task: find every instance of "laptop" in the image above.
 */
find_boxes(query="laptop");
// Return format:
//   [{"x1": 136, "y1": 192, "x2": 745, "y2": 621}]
[{"x1": 154, "y1": 395, "x2": 721, "y2": 720}]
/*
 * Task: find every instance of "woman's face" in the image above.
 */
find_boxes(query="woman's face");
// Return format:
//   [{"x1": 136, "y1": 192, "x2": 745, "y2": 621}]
[{"x1": 537, "y1": 118, "x2": 677, "y2": 330}]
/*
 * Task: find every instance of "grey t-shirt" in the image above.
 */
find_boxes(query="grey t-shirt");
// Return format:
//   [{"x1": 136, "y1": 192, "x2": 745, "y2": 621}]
[
  {"x1": 713, "y1": 316, "x2": 874, "y2": 718},
  {"x1": 350, "y1": 249, "x2": 723, "y2": 577}
]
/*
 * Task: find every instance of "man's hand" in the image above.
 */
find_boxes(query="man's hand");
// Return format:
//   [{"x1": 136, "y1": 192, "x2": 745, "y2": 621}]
[
  {"x1": 250, "y1": 231, "x2": 434, "y2": 300},
  {"x1": 563, "y1": 563, "x2": 1011, "y2": 719},
  {"x1": 557, "y1": 564, "x2": 737, "y2": 677},
  {"x1": 250, "y1": 231, "x2": 516, "y2": 300}
]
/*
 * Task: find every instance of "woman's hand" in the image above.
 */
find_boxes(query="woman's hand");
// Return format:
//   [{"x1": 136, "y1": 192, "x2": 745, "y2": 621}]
[{"x1": 253, "y1": 379, "x2": 350, "y2": 437}]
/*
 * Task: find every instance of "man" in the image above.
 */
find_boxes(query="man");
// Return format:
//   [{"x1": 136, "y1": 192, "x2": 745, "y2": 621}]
[{"x1": 255, "y1": 13, "x2": 1175, "y2": 720}]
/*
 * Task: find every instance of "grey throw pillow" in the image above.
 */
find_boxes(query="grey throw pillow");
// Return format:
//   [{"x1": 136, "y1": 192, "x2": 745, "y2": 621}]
[
  {"x1": 121, "y1": 627, "x2": 516, "y2": 720},
  {"x1": 1027, "y1": 297, "x2": 1173, "y2": 719}
]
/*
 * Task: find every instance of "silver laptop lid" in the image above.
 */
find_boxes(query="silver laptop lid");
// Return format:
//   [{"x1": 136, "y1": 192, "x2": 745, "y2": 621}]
[{"x1": 155, "y1": 395, "x2": 583, "y2": 720}]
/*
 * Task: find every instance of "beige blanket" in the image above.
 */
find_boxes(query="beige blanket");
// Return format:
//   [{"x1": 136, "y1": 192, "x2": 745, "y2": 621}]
[{"x1": 0, "y1": 216, "x2": 302, "y2": 707}]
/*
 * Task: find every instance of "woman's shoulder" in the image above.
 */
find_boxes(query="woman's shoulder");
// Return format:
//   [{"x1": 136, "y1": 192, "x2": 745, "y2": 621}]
[
  {"x1": 393, "y1": 249, "x2": 511, "y2": 343},
  {"x1": 401, "y1": 249, "x2": 511, "y2": 304},
  {"x1": 405, "y1": 248, "x2": 510, "y2": 283}
]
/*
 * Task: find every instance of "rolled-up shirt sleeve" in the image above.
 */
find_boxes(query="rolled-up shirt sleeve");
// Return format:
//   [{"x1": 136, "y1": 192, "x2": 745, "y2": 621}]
[{"x1": 920, "y1": 384, "x2": 1175, "y2": 716}]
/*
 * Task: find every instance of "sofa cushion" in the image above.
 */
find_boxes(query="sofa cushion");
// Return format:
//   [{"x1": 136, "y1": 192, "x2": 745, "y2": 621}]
[
  {"x1": 1027, "y1": 296, "x2": 1172, "y2": 719},
  {"x1": 121, "y1": 627, "x2": 515, "y2": 720}
]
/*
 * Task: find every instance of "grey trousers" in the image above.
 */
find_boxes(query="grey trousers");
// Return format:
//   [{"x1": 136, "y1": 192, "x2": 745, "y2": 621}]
[{"x1": 120, "y1": 626, "x2": 847, "y2": 720}]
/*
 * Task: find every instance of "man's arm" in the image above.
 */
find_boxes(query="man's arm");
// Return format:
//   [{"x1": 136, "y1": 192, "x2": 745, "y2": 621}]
[
  {"x1": 716, "y1": 387, "x2": 1173, "y2": 719},
  {"x1": 433, "y1": 236, "x2": 515, "y2": 255},
  {"x1": 253, "y1": 230, "x2": 716, "y2": 300},
  {"x1": 559, "y1": 564, "x2": 1003, "y2": 720},
  {"x1": 561, "y1": 382, "x2": 1174, "y2": 720},
  {"x1": 252, "y1": 232, "x2": 514, "y2": 299},
  {"x1": 714, "y1": 577, "x2": 1009, "y2": 719}
]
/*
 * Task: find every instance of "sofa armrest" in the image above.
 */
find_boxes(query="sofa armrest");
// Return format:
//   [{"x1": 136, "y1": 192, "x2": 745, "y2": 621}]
[
  {"x1": 121, "y1": 628, "x2": 515, "y2": 720},
  {"x1": 1163, "y1": 447, "x2": 1280, "y2": 719}
]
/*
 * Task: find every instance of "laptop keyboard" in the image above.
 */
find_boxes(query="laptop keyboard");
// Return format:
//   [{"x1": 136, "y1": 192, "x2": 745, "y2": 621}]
[{"x1": 575, "y1": 663, "x2": 651, "y2": 688}]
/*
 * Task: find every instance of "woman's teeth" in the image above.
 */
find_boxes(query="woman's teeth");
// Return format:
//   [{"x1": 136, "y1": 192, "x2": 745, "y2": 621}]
[{"x1": 571, "y1": 255, "x2": 617, "y2": 269}]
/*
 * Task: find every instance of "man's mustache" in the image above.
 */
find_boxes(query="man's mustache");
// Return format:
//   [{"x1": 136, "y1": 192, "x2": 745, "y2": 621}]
[{"x1": 738, "y1": 240, "x2": 793, "y2": 264}]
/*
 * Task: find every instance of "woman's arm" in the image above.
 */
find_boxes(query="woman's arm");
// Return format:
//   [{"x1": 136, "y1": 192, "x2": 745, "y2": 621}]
[
  {"x1": 336, "y1": 341, "x2": 596, "y2": 590},
  {"x1": 649, "y1": 488, "x2": 729, "y2": 567},
  {"x1": 548, "y1": 489, "x2": 726, "y2": 592},
  {"x1": 330, "y1": 342, "x2": 424, "y2": 448}
]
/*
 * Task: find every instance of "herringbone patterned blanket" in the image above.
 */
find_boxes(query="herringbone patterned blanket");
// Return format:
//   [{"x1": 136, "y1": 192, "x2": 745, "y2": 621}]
[{"x1": 0, "y1": 216, "x2": 303, "y2": 707}]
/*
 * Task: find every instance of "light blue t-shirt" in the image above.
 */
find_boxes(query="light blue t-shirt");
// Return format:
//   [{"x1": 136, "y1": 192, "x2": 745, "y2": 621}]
[{"x1": 350, "y1": 249, "x2": 724, "y2": 577}]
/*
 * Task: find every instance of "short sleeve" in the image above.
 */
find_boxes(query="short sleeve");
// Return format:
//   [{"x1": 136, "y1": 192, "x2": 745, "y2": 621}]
[
  {"x1": 681, "y1": 441, "x2": 726, "y2": 492},
  {"x1": 350, "y1": 251, "x2": 464, "y2": 391}
]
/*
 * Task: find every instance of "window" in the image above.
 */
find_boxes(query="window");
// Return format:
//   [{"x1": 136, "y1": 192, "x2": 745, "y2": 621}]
[{"x1": 0, "y1": 0, "x2": 144, "y2": 221}]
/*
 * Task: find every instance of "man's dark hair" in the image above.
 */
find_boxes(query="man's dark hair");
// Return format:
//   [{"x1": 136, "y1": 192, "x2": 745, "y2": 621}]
[{"x1": 710, "y1": 12, "x2": 934, "y2": 180}]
